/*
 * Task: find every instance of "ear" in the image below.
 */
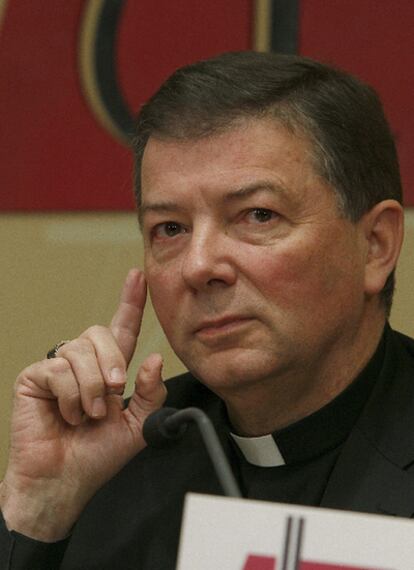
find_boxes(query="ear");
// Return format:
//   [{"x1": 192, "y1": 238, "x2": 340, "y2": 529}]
[{"x1": 362, "y1": 199, "x2": 404, "y2": 297}]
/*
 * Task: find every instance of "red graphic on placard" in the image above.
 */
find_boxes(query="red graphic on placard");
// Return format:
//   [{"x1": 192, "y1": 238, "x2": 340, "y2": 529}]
[
  {"x1": 242, "y1": 558, "x2": 388, "y2": 570},
  {"x1": 243, "y1": 554, "x2": 276, "y2": 570}
]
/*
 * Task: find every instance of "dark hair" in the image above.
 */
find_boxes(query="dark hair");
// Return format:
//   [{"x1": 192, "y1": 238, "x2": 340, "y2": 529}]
[{"x1": 133, "y1": 51, "x2": 403, "y2": 312}]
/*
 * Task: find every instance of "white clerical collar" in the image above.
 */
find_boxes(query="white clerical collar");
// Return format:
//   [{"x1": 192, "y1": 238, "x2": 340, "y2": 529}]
[{"x1": 230, "y1": 432, "x2": 286, "y2": 467}]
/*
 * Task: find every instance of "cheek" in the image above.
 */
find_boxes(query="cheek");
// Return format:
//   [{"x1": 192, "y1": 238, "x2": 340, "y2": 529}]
[
  {"x1": 145, "y1": 262, "x2": 181, "y2": 329},
  {"x1": 247, "y1": 241, "x2": 318, "y2": 286},
  {"x1": 246, "y1": 239, "x2": 352, "y2": 308}
]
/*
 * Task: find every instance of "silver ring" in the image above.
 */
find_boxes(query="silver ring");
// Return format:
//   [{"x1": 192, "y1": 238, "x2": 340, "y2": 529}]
[{"x1": 47, "y1": 340, "x2": 71, "y2": 359}]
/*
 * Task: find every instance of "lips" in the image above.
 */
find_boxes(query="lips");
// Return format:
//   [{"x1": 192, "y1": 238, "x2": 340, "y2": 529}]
[{"x1": 195, "y1": 316, "x2": 253, "y2": 337}]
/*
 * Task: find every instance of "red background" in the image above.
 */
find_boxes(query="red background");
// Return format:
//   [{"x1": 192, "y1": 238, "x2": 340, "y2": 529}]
[
  {"x1": 0, "y1": 0, "x2": 252, "y2": 210},
  {"x1": 300, "y1": 0, "x2": 414, "y2": 209},
  {"x1": 0, "y1": 1, "x2": 413, "y2": 210}
]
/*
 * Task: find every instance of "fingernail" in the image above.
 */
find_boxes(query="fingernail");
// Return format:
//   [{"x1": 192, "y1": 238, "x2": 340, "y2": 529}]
[
  {"x1": 109, "y1": 368, "x2": 125, "y2": 385},
  {"x1": 92, "y1": 397, "x2": 107, "y2": 418}
]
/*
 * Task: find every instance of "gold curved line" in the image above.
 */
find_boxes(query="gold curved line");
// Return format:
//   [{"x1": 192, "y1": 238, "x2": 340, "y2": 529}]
[
  {"x1": 78, "y1": 0, "x2": 129, "y2": 145},
  {"x1": 254, "y1": 0, "x2": 272, "y2": 52},
  {"x1": 79, "y1": 0, "x2": 270, "y2": 143},
  {"x1": 0, "y1": 0, "x2": 9, "y2": 32}
]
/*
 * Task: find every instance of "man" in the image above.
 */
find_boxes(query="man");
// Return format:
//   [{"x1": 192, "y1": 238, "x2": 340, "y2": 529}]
[{"x1": 0, "y1": 51, "x2": 409, "y2": 569}]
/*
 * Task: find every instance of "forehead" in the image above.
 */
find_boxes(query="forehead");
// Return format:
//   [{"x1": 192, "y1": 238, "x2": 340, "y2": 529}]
[{"x1": 139, "y1": 118, "x2": 326, "y2": 210}]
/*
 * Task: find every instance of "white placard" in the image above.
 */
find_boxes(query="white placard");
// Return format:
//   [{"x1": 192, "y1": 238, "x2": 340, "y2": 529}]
[{"x1": 177, "y1": 493, "x2": 414, "y2": 570}]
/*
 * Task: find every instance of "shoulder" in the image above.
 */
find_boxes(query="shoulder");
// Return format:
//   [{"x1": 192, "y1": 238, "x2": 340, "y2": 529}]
[
  {"x1": 389, "y1": 327, "x2": 414, "y2": 366},
  {"x1": 392, "y1": 328, "x2": 414, "y2": 351}
]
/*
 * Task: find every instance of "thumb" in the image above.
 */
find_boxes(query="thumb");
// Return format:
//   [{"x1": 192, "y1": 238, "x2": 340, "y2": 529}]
[{"x1": 127, "y1": 353, "x2": 167, "y2": 426}]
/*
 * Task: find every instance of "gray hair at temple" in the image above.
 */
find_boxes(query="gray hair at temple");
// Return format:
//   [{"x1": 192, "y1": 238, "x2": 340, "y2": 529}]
[{"x1": 132, "y1": 50, "x2": 403, "y2": 314}]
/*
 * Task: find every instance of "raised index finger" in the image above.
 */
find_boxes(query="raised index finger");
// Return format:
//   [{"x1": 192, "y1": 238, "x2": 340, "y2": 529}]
[{"x1": 110, "y1": 269, "x2": 147, "y2": 365}]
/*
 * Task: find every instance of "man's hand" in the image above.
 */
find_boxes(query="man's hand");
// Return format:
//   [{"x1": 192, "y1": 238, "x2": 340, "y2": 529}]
[{"x1": 0, "y1": 269, "x2": 166, "y2": 542}]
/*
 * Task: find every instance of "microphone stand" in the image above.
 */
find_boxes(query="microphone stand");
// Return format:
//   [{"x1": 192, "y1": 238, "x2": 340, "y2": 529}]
[{"x1": 144, "y1": 407, "x2": 242, "y2": 498}]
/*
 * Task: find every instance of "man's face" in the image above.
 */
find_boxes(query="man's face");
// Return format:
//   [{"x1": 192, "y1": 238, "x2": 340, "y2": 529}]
[{"x1": 140, "y1": 119, "x2": 368, "y2": 397}]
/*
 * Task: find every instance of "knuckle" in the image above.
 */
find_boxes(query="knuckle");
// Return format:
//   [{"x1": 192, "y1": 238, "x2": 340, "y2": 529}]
[
  {"x1": 83, "y1": 324, "x2": 108, "y2": 339},
  {"x1": 65, "y1": 391, "x2": 82, "y2": 407},
  {"x1": 14, "y1": 359, "x2": 73, "y2": 397},
  {"x1": 46, "y1": 357, "x2": 72, "y2": 376},
  {"x1": 60, "y1": 337, "x2": 93, "y2": 357},
  {"x1": 16, "y1": 358, "x2": 70, "y2": 383},
  {"x1": 43, "y1": 361, "x2": 72, "y2": 388},
  {"x1": 79, "y1": 375, "x2": 106, "y2": 397},
  {"x1": 15, "y1": 366, "x2": 32, "y2": 384},
  {"x1": 106, "y1": 350, "x2": 127, "y2": 369},
  {"x1": 14, "y1": 370, "x2": 30, "y2": 394},
  {"x1": 139, "y1": 360, "x2": 151, "y2": 375},
  {"x1": 138, "y1": 361, "x2": 156, "y2": 380}
]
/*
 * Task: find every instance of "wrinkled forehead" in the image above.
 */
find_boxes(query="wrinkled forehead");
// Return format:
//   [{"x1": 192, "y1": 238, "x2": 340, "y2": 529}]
[
  {"x1": 136, "y1": 113, "x2": 326, "y2": 202},
  {"x1": 138, "y1": 118, "x2": 337, "y2": 225},
  {"x1": 141, "y1": 116, "x2": 318, "y2": 183}
]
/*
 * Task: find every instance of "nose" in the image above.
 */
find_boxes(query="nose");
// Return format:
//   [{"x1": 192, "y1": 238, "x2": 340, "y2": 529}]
[{"x1": 181, "y1": 226, "x2": 237, "y2": 291}]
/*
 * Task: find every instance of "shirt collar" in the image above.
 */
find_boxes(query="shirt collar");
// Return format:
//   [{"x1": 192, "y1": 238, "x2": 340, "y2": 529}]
[{"x1": 230, "y1": 432, "x2": 285, "y2": 467}]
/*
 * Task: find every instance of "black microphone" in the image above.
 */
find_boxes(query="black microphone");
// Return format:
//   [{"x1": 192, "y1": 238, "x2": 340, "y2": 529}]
[
  {"x1": 143, "y1": 407, "x2": 189, "y2": 446},
  {"x1": 143, "y1": 407, "x2": 242, "y2": 498}
]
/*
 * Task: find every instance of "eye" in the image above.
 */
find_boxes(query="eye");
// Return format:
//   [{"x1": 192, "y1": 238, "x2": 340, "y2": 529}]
[
  {"x1": 246, "y1": 208, "x2": 277, "y2": 223},
  {"x1": 152, "y1": 221, "x2": 186, "y2": 239}
]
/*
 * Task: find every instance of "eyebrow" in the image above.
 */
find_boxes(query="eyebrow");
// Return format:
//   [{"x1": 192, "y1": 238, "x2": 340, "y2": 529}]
[
  {"x1": 138, "y1": 201, "x2": 181, "y2": 226},
  {"x1": 222, "y1": 181, "x2": 288, "y2": 202},
  {"x1": 138, "y1": 181, "x2": 288, "y2": 224}
]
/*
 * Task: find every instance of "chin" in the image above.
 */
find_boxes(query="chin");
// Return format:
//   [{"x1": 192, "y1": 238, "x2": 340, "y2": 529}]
[{"x1": 185, "y1": 348, "x2": 283, "y2": 393}]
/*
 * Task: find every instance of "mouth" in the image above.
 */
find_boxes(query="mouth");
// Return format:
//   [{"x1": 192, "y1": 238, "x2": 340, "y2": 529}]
[{"x1": 195, "y1": 316, "x2": 254, "y2": 338}]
